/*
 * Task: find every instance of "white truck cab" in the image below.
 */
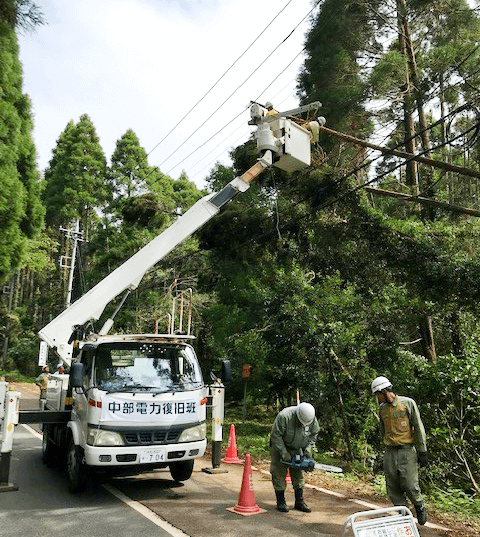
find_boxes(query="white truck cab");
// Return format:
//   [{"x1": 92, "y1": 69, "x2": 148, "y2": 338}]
[{"x1": 45, "y1": 334, "x2": 209, "y2": 490}]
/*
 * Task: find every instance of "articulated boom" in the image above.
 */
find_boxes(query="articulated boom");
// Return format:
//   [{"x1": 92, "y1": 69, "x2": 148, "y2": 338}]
[{"x1": 39, "y1": 101, "x2": 322, "y2": 364}]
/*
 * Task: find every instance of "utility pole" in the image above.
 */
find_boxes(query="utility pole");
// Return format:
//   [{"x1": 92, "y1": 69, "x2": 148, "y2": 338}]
[{"x1": 59, "y1": 220, "x2": 84, "y2": 309}]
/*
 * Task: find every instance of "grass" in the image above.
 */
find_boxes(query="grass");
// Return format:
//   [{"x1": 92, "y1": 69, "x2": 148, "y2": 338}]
[
  {"x1": 219, "y1": 402, "x2": 480, "y2": 526},
  {"x1": 223, "y1": 405, "x2": 274, "y2": 460},
  {"x1": 0, "y1": 369, "x2": 35, "y2": 383},
  {"x1": 430, "y1": 488, "x2": 480, "y2": 519}
]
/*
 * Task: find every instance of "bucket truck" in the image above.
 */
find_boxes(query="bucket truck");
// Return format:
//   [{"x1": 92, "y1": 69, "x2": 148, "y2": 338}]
[{"x1": 34, "y1": 101, "x2": 323, "y2": 492}]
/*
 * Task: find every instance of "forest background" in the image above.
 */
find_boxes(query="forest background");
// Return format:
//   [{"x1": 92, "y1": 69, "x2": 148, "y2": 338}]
[{"x1": 2, "y1": 0, "x2": 480, "y2": 517}]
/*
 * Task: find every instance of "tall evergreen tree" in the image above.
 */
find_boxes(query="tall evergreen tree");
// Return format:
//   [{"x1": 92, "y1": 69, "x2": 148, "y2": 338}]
[
  {"x1": 0, "y1": 4, "x2": 44, "y2": 284},
  {"x1": 297, "y1": 0, "x2": 384, "y2": 135},
  {"x1": 43, "y1": 114, "x2": 107, "y2": 235},
  {"x1": 108, "y1": 129, "x2": 150, "y2": 200}
]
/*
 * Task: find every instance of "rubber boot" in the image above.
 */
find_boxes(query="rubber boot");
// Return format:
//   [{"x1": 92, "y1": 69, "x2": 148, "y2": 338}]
[
  {"x1": 415, "y1": 504, "x2": 427, "y2": 526},
  {"x1": 294, "y1": 488, "x2": 311, "y2": 512},
  {"x1": 275, "y1": 490, "x2": 289, "y2": 512}
]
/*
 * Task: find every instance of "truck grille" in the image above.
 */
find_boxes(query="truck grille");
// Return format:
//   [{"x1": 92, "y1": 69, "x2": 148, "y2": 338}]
[{"x1": 123, "y1": 430, "x2": 180, "y2": 445}]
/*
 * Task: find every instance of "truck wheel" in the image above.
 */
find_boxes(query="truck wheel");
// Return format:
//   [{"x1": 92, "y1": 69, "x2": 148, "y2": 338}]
[
  {"x1": 42, "y1": 427, "x2": 55, "y2": 465},
  {"x1": 67, "y1": 439, "x2": 87, "y2": 492},
  {"x1": 169, "y1": 460, "x2": 194, "y2": 482}
]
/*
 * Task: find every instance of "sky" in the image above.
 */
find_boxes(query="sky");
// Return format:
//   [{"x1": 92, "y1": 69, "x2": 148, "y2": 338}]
[{"x1": 18, "y1": 0, "x2": 317, "y2": 188}]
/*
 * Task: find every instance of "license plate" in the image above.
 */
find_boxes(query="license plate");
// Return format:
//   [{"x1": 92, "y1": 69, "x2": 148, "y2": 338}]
[{"x1": 140, "y1": 448, "x2": 166, "y2": 463}]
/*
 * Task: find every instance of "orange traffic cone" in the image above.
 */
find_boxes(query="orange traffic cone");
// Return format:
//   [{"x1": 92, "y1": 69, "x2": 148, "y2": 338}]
[
  {"x1": 226, "y1": 454, "x2": 266, "y2": 516},
  {"x1": 286, "y1": 469, "x2": 292, "y2": 484},
  {"x1": 222, "y1": 424, "x2": 243, "y2": 464}
]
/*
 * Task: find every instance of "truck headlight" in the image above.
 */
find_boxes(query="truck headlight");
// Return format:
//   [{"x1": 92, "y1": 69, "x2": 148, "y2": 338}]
[
  {"x1": 178, "y1": 422, "x2": 206, "y2": 442},
  {"x1": 87, "y1": 427, "x2": 125, "y2": 446}
]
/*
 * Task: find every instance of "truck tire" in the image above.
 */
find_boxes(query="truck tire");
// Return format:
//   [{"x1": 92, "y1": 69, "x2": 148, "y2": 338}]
[
  {"x1": 169, "y1": 460, "x2": 194, "y2": 482},
  {"x1": 42, "y1": 427, "x2": 56, "y2": 465},
  {"x1": 67, "y1": 438, "x2": 88, "y2": 492}
]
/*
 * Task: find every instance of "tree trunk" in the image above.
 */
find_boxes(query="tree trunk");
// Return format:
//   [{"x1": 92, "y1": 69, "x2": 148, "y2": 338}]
[
  {"x1": 419, "y1": 315, "x2": 437, "y2": 363},
  {"x1": 401, "y1": 0, "x2": 436, "y2": 219},
  {"x1": 328, "y1": 349, "x2": 354, "y2": 461},
  {"x1": 449, "y1": 310, "x2": 464, "y2": 358},
  {"x1": 396, "y1": 0, "x2": 419, "y2": 199}
]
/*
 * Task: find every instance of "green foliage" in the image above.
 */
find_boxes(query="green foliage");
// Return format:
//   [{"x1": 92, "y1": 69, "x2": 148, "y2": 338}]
[
  {"x1": 43, "y1": 114, "x2": 107, "y2": 230},
  {"x1": 0, "y1": 1, "x2": 46, "y2": 32},
  {"x1": 4, "y1": 0, "x2": 480, "y2": 518},
  {"x1": 430, "y1": 488, "x2": 480, "y2": 518},
  {"x1": 368, "y1": 50, "x2": 406, "y2": 98},
  {"x1": 108, "y1": 129, "x2": 150, "y2": 199},
  {"x1": 173, "y1": 171, "x2": 205, "y2": 210},
  {"x1": 224, "y1": 408, "x2": 274, "y2": 460},
  {"x1": 0, "y1": 16, "x2": 43, "y2": 284},
  {"x1": 0, "y1": 369, "x2": 35, "y2": 383},
  {"x1": 298, "y1": 0, "x2": 379, "y2": 134},
  {"x1": 6, "y1": 334, "x2": 39, "y2": 376}
]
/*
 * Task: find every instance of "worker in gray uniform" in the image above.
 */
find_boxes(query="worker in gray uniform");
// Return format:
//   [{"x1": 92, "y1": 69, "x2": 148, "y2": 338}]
[
  {"x1": 371, "y1": 376, "x2": 429, "y2": 526},
  {"x1": 269, "y1": 402, "x2": 320, "y2": 513}
]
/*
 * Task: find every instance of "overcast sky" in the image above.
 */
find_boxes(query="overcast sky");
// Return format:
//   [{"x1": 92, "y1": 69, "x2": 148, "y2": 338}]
[{"x1": 18, "y1": 0, "x2": 316, "y2": 188}]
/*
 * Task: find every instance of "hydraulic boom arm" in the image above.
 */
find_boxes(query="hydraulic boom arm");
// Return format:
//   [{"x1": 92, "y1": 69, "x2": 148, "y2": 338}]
[
  {"x1": 39, "y1": 153, "x2": 272, "y2": 364},
  {"x1": 39, "y1": 101, "x2": 322, "y2": 365}
]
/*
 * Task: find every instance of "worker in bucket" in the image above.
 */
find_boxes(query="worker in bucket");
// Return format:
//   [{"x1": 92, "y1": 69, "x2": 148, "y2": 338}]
[
  {"x1": 371, "y1": 376, "x2": 428, "y2": 526},
  {"x1": 269, "y1": 402, "x2": 320, "y2": 513},
  {"x1": 265, "y1": 101, "x2": 278, "y2": 117}
]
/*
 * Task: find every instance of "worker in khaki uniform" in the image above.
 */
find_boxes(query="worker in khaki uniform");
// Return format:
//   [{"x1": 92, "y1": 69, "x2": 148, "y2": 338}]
[
  {"x1": 371, "y1": 376, "x2": 428, "y2": 526},
  {"x1": 269, "y1": 402, "x2": 319, "y2": 513},
  {"x1": 35, "y1": 366, "x2": 50, "y2": 409}
]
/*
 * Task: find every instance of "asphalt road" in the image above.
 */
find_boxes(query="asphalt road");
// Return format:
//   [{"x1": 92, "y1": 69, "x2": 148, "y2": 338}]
[
  {"x1": 1, "y1": 425, "x2": 180, "y2": 537},
  {"x1": 1, "y1": 384, "x2": 449, "y2": 537}
]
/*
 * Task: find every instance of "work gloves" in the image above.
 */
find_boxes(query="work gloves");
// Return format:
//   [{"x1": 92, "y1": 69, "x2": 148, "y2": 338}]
[{"x1": 417, "y1": 452, "x2": 429, "y2": 467}]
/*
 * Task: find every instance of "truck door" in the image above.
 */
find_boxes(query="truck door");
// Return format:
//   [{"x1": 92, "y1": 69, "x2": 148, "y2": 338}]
[{"x1": 72, "y1": 347, "x2": 94, "y2": 445}]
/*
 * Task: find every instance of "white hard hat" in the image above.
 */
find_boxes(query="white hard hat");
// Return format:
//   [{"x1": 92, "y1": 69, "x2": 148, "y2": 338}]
[
  {"x1": 371, "y1": 376, "x2": 392, "y2": 395},
  {"x1": 265, "y1": 101, "x2": 273, "y2": 109},
  {"x1": 296, "y1": 402, "x2": 315, "y2": 425}
]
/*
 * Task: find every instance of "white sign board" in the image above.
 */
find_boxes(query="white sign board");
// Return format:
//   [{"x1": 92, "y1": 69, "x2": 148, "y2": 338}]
[
  {"x1": 357, "y1": 524, "x2": 416, "y2": 536},
  {"x1": 101, "y1": 393, "x2": 200, "y2": 423},
  {"x1": 38, "y1": 341, "x2": 48, "y2": 367}
]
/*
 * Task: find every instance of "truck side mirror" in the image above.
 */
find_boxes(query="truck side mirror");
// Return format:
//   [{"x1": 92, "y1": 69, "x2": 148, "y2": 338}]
[
  {"x1": 70, "y1": 362, "x2": 84, "y2": 388},
  {"x1": 221, "y1": 360, "x2": 232, "y2": 384}
]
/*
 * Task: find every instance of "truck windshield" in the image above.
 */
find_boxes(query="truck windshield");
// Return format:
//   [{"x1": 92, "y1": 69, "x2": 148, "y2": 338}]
[{"x1": 92, "y1": 342, "x2": 203, "y2": 393}]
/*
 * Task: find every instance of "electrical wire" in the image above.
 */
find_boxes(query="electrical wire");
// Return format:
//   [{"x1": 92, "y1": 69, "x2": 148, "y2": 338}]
[
  {"x1": 188, "y1": 89, "x2": 301, "y2": 180},
  {"x1": 126, "y1": 4, "x2": 480, "y2": 272},
  {"x1": 162, "y1": 1, "x2": 321, "y2": 173},
  {"x1": 166, "y1": 45, "x2": 307, "y2": 177},
  {"x1": 146, "y1": 0, "x2": 294, "y2": 160},
  {"x1": 145, "y1": 115, "x2": 480, "y2": 280},
  {"x1": 156, "y1": 0, "x2": 477, "y2": 191}
]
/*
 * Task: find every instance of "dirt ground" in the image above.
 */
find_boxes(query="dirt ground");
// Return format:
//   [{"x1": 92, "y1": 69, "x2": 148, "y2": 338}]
[
  {"x1": 249, "y1": 457, "x2": 480, "y2": 537},
  {"x1": 10, "y1": 381, "x2": 480, "y2": 537}
]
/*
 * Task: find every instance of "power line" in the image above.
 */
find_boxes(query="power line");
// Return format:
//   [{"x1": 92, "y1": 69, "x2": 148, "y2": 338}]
[
  {"x1": 187, "y1": 89, "x2": 300, "y2": 181},
  {"x1": 166, "y1": 47, "x2": 308, "y2": 176},
  {"x1": 162, "y1": 1, "x2": 321, "y2": 173},
  {"x1": 146, "y1": 0, "x2": 294, "y2": 160}
]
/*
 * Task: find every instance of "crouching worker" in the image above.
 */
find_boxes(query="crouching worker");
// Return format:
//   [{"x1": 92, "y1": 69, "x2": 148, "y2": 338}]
[{"x1": 269, "y1": 402, "x2": 319, "y2": 513}]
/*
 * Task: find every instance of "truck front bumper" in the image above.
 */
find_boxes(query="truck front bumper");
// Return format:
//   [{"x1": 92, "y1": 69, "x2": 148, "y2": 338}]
[{"x1": 84, "y1": 439, "x2": 206, "y2": 467}]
